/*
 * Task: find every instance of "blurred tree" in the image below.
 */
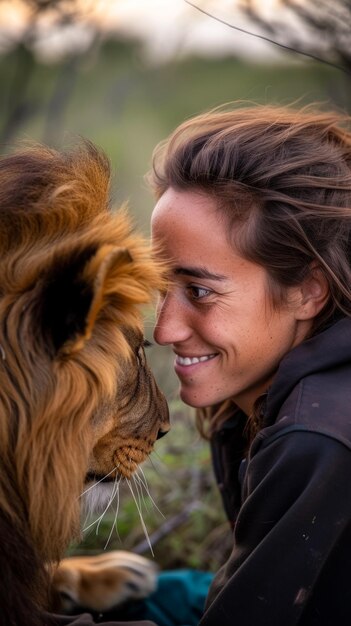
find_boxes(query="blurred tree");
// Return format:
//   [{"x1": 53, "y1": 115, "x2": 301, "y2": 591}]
[
  {"x1": 0, "y1": 0, "x2": 100, "y2": 145},
  {"x1": 240, "y1": 0, "x2": 351, "y2": 87},
  {"x1": 186, "y1": 0, "x2": 350, "y2": 110}
]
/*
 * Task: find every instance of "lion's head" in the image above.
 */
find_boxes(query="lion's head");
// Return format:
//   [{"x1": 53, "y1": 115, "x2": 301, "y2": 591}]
[{"x1": 0, "y1": 141, "x2": 169, "y2": 625}]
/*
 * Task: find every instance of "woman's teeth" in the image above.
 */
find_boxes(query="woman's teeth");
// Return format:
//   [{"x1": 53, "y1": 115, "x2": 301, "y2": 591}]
[{"x1": 176, "y1": 354, "x2": 216, "y2": 366}]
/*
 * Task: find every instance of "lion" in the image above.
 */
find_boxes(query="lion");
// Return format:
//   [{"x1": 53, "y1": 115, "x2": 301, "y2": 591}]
[{"x1": 0, "y1": 141, "x2": 169, "y2": 626}]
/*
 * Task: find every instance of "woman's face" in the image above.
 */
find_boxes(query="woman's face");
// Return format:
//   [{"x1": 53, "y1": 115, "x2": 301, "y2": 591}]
[{"x1": 151, "y1": 188, "x2": 311, "y2": 415}]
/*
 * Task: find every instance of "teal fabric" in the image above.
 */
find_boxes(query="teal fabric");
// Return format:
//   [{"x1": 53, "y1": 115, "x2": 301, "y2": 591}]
[
  {"x1": 101, "y1": 569, "x2": 214, "y2": 626},
  {"x1": 140, "y1": 570, "x2": 213, "y2": 626}
]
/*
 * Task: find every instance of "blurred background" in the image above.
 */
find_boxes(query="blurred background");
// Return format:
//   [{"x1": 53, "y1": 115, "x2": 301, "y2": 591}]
[{"x1": 1, "y1": 0, "x2": 350, "y2": 572}]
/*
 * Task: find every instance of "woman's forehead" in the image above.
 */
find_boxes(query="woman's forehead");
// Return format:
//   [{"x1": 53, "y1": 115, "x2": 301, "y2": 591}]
[{"x1": 151, "y1": 188, "x2": 224, "y2": 248}]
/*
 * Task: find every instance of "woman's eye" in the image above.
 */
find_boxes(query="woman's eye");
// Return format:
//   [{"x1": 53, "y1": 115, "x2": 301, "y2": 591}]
[{"x1": 187, "y1": 285, "x2": 212, "y2": 300}]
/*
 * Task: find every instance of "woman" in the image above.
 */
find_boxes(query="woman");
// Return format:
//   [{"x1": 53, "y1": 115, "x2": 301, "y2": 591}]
[{"x1": 149, "y1": 104, "x2": 351, "y2": 625}]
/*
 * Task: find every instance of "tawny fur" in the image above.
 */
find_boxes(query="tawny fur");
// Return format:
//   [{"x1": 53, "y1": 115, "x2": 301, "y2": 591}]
[
  {"x1": 0, "y1": 141, "x2": 169, "y2": 626},
  {"x1": 52, "y1": 551, "x2": 158, "y2": 613}
]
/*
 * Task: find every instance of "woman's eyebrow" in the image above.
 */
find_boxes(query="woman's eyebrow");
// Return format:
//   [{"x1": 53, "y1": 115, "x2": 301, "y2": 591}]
[{"x1": 174, "y1": 266, "x2": 227, "y2": 281}]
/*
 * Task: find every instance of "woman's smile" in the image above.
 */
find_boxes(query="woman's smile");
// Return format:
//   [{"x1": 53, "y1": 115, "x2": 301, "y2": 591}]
[
  {"x1": 174, "y1": 352, "x2": 219, "y2": 379},
  {"x1": 175, "y1": 353, "x2": 218, "y2": 366}
]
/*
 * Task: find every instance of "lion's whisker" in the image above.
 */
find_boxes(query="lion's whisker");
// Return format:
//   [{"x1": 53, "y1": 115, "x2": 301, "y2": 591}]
[
  {"x1": 135, "y1": 467, "x2": 165, "y2": 519},
  {"x1": 95, "y1": 480, "x2": 118, "y2": 535},
  {"x1": 83, "y1": 492, "x2": 113, "y2": 533},
  {"x1": 137, "y1": 465, "x2": 150, "y2": 489},
  {"x1": 132, "y1": 474, "x2": 147, "y2": 513},
  {"x1": 126, "y1": 477, "x2": 154, "y2": 557},
  {"x1": 104, "y1": 477, "x2": 121, "y2": 550},
  {"x1": 82, "y1": 509, "x2": 91, "y2": 529},
  {"x1": 96, "y1": 473, "x2": 120, "y2": 535},
  {"x1": 150, "y1": 450, "x2": 168, "y2": 468},
  {"x1": 83, "y1": 509, "x2": 106, "y2": 533},
  {"x1": 143, "y1": 452, "x2": 167, "y2": 479},
  {"x1": 82, "y1": 468, "x2": 120, "y2": 533},
  {"x1": 79, "y1": 467, "x2": 118, "y2": 497}
]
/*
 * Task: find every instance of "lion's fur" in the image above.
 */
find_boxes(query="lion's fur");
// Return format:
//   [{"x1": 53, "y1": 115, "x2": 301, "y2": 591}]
[
  {"x1": 51, "y1": 551, "x2": 158, "y2": 614},
  {"x1": 0, "y1": 141, "x2": 168, "y2": 626}
]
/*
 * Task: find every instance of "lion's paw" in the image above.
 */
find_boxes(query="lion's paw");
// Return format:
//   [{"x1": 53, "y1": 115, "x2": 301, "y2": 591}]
[{"x1": 52, "y1": 550, "x2": 158, "y2": 613}]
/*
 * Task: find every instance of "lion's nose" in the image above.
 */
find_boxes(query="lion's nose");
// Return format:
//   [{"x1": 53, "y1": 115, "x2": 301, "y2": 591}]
[{"x1": 156, "y1": 427, "x2": 169, "y2": 440}]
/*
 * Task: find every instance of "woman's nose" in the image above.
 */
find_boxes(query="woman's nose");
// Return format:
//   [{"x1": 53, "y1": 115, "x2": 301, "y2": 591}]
[{"x1": 153, "y1": 292, "x2": 191, "y2": 346}]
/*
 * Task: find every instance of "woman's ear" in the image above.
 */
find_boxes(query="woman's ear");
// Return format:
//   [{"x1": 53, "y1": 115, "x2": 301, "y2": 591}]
[{"x1": 295, "y1": 263, "x2": 330, "y2": 321}]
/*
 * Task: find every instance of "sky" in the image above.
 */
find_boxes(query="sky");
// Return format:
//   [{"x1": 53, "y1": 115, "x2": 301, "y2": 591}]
[{"x1": 0, "y1": 0, "x2": 292, "y2": 63}]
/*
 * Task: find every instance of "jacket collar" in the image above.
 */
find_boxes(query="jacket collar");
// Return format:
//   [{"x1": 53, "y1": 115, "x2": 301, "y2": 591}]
[{"x1": 264, "y1": 317, "x2": 351, "y2": 426}]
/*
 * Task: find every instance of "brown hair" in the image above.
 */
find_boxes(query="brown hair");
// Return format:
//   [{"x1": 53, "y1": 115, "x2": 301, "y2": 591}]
[{"x1": 149, "y1": 104, "x2": 351, "y2": 437}]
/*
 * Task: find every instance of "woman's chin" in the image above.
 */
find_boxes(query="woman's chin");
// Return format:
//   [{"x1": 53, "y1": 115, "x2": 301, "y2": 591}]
[{"x1": 179, "y1": 386, "x2": 214, "y2": 409}]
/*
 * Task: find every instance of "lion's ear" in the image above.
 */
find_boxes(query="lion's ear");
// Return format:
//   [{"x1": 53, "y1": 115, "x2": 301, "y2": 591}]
[{"x1": 39, "y1": 245, "x2": 132, "y2": 356}]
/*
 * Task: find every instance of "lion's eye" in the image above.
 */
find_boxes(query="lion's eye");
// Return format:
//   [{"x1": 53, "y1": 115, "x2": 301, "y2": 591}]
[{"x1": 136, "y1": 339, "x2": 152, "y2": 364}]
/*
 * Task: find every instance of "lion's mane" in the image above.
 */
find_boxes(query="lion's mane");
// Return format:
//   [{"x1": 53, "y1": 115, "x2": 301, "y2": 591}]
[{"x1": 0, "y1": 142, "x2": 165, "y2": 626}]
